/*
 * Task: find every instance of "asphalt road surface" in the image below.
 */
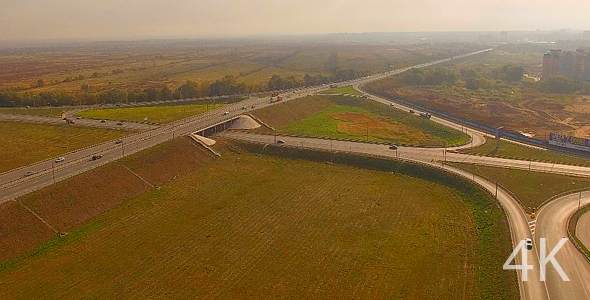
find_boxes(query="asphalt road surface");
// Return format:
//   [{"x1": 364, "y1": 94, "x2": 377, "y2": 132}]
[
  {"x1": 10, "y1": 48, "x2": 587, "y2": 299},
  {"x1": 219, "y1": 131, "x2": 590, "y2": 300},
  {"x1": 0, "y1": 112, "x2": 156, "y2": 131}
]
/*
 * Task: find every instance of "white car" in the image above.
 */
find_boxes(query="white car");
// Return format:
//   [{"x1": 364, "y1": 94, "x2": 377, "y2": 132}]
[
  {"x1": 55, "y1": 157, "x2": 65, "y2": 163},
  {"x1": 223, "y1": 111, "x2": 229, "y2": 116}
]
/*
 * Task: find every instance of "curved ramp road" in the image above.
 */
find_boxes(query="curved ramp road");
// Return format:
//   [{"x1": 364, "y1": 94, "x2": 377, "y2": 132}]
[
  {"x1": 220, "y1": 132, "x2": 590, "y2": 300},
  {"x1": 6, "y1": 49, "x2": 573, "y2": 299},
  {"x1": 0, "y1": 49, "x2": 491, "y2": 203},
  {"x1": 536, "y1": 192, "x2": 590, "y2": 299}
]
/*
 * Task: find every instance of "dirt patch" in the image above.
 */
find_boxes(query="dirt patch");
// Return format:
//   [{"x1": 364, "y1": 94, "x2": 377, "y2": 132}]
[
  {"x1": 364, "y1": 82, "x2": 579, "y2": 140},
  {"x1": 0, "y1": 201, "x2": 56, "y2": 263},
  {"x1": 329, "y1": 112, "x2": 431, "y2": 142}
]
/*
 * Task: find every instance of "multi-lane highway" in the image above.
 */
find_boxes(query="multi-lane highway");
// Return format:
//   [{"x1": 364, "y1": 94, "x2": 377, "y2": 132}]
[
  {"x1": 0, "y1": 48, "x2": 492, "y2": 203},
  {"x1": 7, "y1": 47, "x2": 590, "y2": 299}
]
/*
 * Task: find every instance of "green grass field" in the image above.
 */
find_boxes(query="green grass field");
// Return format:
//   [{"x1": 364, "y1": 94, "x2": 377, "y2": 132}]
[
  {"x1": 0, "y1": 139, "x2": 517, "y2": 299},
  {"x1": 450, "y1": 162, "x2": 590, "y2": 211},
  {"x1": 78, "y1": 104, "x2": 225, "y2": 124},
  {"x1": 253, "y1": 95, "x2": 470, "y2": 147},
  {"x1": 324, "y1": 85, "x2": 362, "y2": 95},
  {"x1": 459, "y1": 137, "x2": 590, "y2": 167},
  {"x1": 0, "y1": 122, "x2": 127, "y2": 173}
]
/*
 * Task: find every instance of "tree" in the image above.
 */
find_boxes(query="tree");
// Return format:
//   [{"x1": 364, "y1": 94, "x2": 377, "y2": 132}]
[
  {"x1": 542, "y1": 76, "x2": 575, "y2": 94},
  {"x1": 497, "y1": 64, "x2": 524, "y2": 83},
  {"x1": 465, "y1": 77, "x2": 479, "y2": 90}
]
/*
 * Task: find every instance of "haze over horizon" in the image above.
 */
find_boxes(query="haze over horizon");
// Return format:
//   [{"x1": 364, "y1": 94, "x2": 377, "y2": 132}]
[{"x1": 1, "y1": 0, "x2": 590, "y2": 41}]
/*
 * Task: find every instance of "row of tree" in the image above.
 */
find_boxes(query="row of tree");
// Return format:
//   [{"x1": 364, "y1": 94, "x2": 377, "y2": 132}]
[{"x1": 0, "y1": 69, "x2": 365, "y2": 107}]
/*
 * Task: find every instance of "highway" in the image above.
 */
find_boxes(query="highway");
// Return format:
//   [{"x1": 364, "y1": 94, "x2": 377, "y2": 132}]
[
  {"x1": 0, "y1": 48, "x2": 491, "y2": 203},
  {"x1": 0, "y1": 112, "x2": 157, "y2": 131},
  {"x1": 218, "y1": 131, "x2": 552, "y2": 300},
  {"x1": 8, "y1": 47, "x2": 590, "y2": 299}
]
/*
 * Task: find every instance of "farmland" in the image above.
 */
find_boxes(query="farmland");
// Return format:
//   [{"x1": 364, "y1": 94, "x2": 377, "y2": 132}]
[
  {"x1": 458, "y1": 137, "x2": 590, "y2": 167},
  {"x1": 0, "y1": 121, "x2": 127, "y2": 173},
  {"x1": 78, "y1": 103, "x2": 226, "y2": 124},
  {"x1": 0, "y1": 41, "x2": 456, "y2": 96},
  {"x1": 252, "y1": 95, "x2": 470, "y2": 147},
  {"x1": 449, "y1": 162, "x2": 590, "y2": 212},
  {"x1": 0, "y1": 139, "x2": 517, "y2": 299}
]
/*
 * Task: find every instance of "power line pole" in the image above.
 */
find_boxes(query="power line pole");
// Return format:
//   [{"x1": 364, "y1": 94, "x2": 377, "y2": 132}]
[{"x1": 52, "y1": 161, "x2": 56, "y2": 184}]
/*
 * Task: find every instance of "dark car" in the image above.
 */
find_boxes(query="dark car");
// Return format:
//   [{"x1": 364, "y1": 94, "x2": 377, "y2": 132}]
[
  {"x1": 389, "y1": 145, "x2": 398, "y2": 150},
  {"x1": 525, "y1": 238, "x2": 533, "y2": 250},
  {"x1": 276, "y1": 139, "x2": 285, "y2": 145},
  {"x1": 116, "y1": 122, "x2": 123, "y2": 125}
]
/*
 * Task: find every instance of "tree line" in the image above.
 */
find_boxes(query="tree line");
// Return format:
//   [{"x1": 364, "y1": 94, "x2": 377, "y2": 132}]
[{"x1": 0, "y1": 68, "x2": 366, "y2": 107}]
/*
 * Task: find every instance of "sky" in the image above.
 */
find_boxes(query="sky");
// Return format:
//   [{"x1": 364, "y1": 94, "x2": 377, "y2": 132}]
[{"x1": 1, "y1": 0, "x2": 590, "y2": 40}]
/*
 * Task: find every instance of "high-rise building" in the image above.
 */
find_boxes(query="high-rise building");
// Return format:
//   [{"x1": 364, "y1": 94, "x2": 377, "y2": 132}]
[{"x1": 542, "y1": 49, "x2": 590, "y2": 81}]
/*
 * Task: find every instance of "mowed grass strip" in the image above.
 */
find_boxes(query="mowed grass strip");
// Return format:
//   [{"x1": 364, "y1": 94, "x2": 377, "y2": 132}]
[
  {"x1": 459, "y1": 137, "x2": 590, "y2": 166},
  {"x1": 253, "y1": 95, "x2": 470, "y2": 147},
  {"x1": 78, "y1": 104, "x2": 225, "y2": 124},
  {"x1": 450, "y1": 162, "x2": 590, "y2": 212},
  {"x1": 0, "y1": 121, "x2": 127, "y2": 173},
  {"x1": 324, "y1": 85, "x2": 362, "y2": 95},
  {"x1": 0, "y1": 137, "x2": 214, "y2": 265},
  {"x1": 0, "y1": 145, "x2": 516, "y2": 299}
]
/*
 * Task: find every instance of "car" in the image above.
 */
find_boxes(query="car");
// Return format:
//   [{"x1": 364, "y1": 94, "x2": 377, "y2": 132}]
[
  {"x1": 91, "y1": 155, "x2": 103, "y2": 161},
  {"x1": 223, "y1": 111, "x2": 229, "y2": 116},
  {"x1": 100, "y1": 119, "x2": 106, "y2": 123},
  {"x1": 115, "y1": 139, "x2": 123, "y2": 144},
  {"x1": 24, "y1": 171, "x2": 35, "y2": 177},
  {"x1": 276, "y1": 139, "x2": 285, "y2": 145},
  {"x1": 242, "y1": 106, "x2": 247, "y2": 110},
  {"x1": 390, "y1": 103, "x2": 394, "y2": 106},
  {"x1": 116, "y1": 122, "x2": 123, "y2": 125},
  {"x1": 389, "y1": 145, "x2": 398, "y2": 150},
  {"x1": 525, "y1": 238, "x2": 533, "y2": 250},
  {"x1": 409, "y1": 109, "x2": 415, "y2": 114},
  {"x1": 55, "y1": 157, "x2": 65, "y2": 163},
  {"x1": 76, "y1": 116, "x2": 81, "y2": 119},
  {"x1": 251, "y1": 105, "x2": 255, "y2": 109}
]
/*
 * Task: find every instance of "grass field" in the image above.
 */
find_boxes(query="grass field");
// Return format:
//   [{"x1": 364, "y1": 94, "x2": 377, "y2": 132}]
[
  {"x1": 450, "y1": 162, "x2": 590, "y2": 211},
  {"x1": 0, "y1": 107, "x2": 68, "y2": 118},
  {"x1": 0, "y1": 137, "x2": 214, "y2": 264},
  {"x1": 459, "y1": 137, "x2": 590, "y2": 167},
  {"x1": 253, "y1": 95, "x2": 470, "y2": 147},
  {"x1": 0, "y1": 122, "x2": 127, "y2": 173},
  {"x1": 0, "y1": 139, "x2": 517, "y2": 299},
  {"x1": 78, "y1": 103, "x2": 226, "y2": 124},
  {"x1": 324, "y1": 85, "x2": 362, "y2": 95}
]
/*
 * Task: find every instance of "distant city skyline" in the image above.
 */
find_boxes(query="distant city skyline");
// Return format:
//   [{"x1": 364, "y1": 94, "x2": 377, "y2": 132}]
[{"x1": 2, "y1": 0, "x2": 590, "y2": 41}]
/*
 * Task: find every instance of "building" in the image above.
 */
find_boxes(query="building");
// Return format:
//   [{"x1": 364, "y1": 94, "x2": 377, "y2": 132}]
[{"x1": 542, "y1": 49, "x2": 590, "y2": 81}]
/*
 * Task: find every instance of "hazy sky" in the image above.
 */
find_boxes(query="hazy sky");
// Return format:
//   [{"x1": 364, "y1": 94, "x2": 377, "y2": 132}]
[{"x1": 1, "y1": 0, "x2": 590, "y2": 40}]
